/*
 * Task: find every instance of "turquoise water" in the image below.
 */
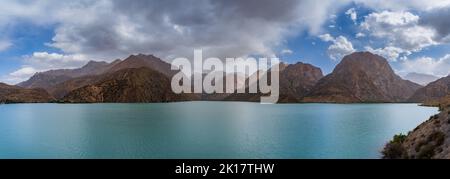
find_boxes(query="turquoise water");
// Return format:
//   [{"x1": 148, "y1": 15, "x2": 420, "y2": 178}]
[{"x1": 0, "y1": 102, "x2": 438, "y2": 159}]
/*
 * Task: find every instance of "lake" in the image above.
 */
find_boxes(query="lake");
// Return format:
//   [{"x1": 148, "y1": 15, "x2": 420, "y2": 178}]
[{"x1": 0, "y1": 102, "x2": 438, "y2": 159}]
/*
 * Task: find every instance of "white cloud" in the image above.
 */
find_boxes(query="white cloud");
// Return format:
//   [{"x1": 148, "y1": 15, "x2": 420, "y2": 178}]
[
  {"x1": 328, "y1": 36, "x2": 356, "y2": 61},
  {"x1": 0, "y1": 40, "x2": 12, "y2": 51},
  {"x1": 345, "y1": 8, "x2": 357, "y2": 23},
  {"x1": 318, "y1": 33, "x2": 335, "y2": 42},
  {"x1": 24, "y1": 52, "x2": 89, "y2": 70},
  {"x1": 365, "y1": 46, "x2": 408, "y2": 61},
  {"x1": 355, "y1": 0, "x2": 450, "y2": 11},
  {"x1": 10, "y1": 67, "x2": 37, "y2": 77},
  {"x1": 399, "y1": 54, "x2": 450, "y2": 77},
  {"x1": 360, "y1": 11, "x2": 438, "y2": 60},
  {"x1": 355, "y1": 32, "x2": 365, "y2": 38},
  {"x1": 281, "y1": 49, "x2": 293, "y2": 55},
  {"x1": 319, "y1": 34, "x2": 356, "y2": 61},
  {"x1": 0, "y1": 67, "x2": 38, "y2": 85},
  {"x1": 1, "y1": 52, "x2": 90, "y2": 84}
]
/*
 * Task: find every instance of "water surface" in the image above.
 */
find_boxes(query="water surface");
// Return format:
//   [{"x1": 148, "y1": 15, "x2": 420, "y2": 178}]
[{"x1": 0, "y1": 102, "x2": 438, "y2": 159}]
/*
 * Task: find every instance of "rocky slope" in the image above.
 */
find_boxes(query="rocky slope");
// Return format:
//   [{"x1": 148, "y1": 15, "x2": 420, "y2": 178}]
[
  {"x1": 0, "y1": 83, "x2": 54, "y2": 103},
  {"x1": 47, "y1": 75, "x2": 105, "y2": 99},
  {"x1": 404, "y1": 72, "x2": 439, "y2": 86},
  {"x1": 302, "y1": 52, "x2": 422, "y2": 103},
  {"x1": 62, "y1": 68, "x2": 197, "y2": 103},
  {"x1": 383, "y1": 96, "x2": 450, "y2": 159},
  {"x1": 225, "y1": 62, "x2": 324, "y2": 103},
  {"x1": 106, "y1": 54, "x2": 176, "y2": 77},
  {"x1": 19, "y1": 54, "x2": 177, "y2": 99},
  {"x1": 18, "y1": 60, "x2": 121, "y2": 90},
  {"x1": 408, "y1": 75, "x2": 450, "y2": 104}
]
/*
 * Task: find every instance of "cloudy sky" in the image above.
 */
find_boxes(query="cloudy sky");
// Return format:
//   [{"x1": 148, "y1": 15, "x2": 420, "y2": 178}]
[{"x1": 1, "y1": 0, "x2": 450, "y2": 84}]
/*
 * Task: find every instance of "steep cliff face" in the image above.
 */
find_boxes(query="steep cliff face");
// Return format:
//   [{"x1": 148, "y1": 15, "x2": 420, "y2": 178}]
[
  {"x1": 47, "y1": 75, "x2": 104, "y2": 99},
  {"x1": 62, "y1": 68, "x2": 197, "y2": 103},
  {"x1": 383, "y1": 97, "x2": 450, "y2": 159},
  {"x1": 302, "y1": 52, "x2": 422, "y2": 103},
  {"x1": 225, "y1": 62, "x2": 323, "y2": 103},
  {"x1": 280, "y1": 62, "x2": 324, "y2": 101},
  {"x1": 19, "y1": 54, "x2": 177, "y2": 99},
  {"x1": 408, "y1": 76, "x2": 450, "y2": 104},
  {"x1": 0, "y1": 83, "x2": 54, "y2": 103}
]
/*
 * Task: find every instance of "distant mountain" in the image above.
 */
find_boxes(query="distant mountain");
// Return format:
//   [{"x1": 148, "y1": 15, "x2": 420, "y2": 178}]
[
  {"x1": 408, "y1": 75, "x2": 450, "y2": 104},
  {"x1": 106, "y1": 54, "x2": 176, "y2": 77},
  {"x1": 302, "y1": 52, "x2": 422, "y2": 103},
  {"x1": 9, "y1": 52, "x2": 430, "y2": 104},
  {"x1": 18, "y1": 54, "x2": 177, "y2": 99},
  {"x1": 18, "y1": 60, "x2": 121, "y2": 90},
  {"x1": 0, "y1": 83, "x2": 54, "y2": 103},
  {"x1": 62, "y1": 68, "x2": 197, "y2": 103},
  {"x1": 199, "y1": 72, "x2": 247, "y2": 101},
  {"x1": 404, "y1": 72, "x2": 439, "y2": 86},
  {"x1": 225, "y1": 62, "x2": 324, "y2": 103}
]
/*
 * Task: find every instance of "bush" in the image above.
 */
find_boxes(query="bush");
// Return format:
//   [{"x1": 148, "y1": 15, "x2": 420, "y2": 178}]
[
  {"x1": 382, "y1": 133, "x2": 407, "y2": 159},
  {"x1": 382, "y1": 143, "x2": 407, "y2": 159},
  {"x1": 392, "y1": 133, "x2": 407, "y2": 143}
]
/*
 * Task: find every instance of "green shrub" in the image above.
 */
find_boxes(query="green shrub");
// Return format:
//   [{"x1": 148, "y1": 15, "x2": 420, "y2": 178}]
[
  {"x1": 382, "y1": 133, "x2": 407, "y2": 159},
  {"x1": 392, "y1": 133, "x2": 407, "y2": 143},
  {"x1": 382, "y1": 142, "x2": 407, "y2": 159}
]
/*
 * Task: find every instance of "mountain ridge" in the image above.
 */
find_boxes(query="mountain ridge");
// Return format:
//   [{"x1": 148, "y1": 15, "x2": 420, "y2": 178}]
[
  {"x1": 8, "y1": 51, "x2": 433, "y2": 104},
  {"x1": 0, "y1": 83, "x2": 54, "y2": 103},
  {"x1": 302, "y1": 52, "x2": 422, "y2": 103}
]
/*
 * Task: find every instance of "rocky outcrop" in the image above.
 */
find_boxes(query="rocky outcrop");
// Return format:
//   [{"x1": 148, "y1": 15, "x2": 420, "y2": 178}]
[
  {"x1": 225, "y1": 62, "x2": 323, "y2": 103},
  {"x1": 408, "y1": 75, "x2": 450, "y2": 104},
  {"x1": 0, "y1": 83, "x2": 54, "y2": 103},
  {"x1": 62, "y1": 68, "x2": 198, "y2": 103},
  {"x1": 302, "y1": 52, "x2": 422, "y2": 103}
]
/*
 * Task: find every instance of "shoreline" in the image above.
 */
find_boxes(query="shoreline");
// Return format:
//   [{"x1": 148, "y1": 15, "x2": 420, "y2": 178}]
[{"x1": 1, "y1": 101, "x2": 432, "y2": 105}]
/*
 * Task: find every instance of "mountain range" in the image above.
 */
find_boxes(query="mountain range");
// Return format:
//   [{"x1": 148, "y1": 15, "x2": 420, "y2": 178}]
[
  {"x1": 225, "y1": 62, "x2": 324, "y2": 103},
  {"x1": 62, "y1": 67, "x2": 195, "y2": 103},
  {"x1": 3, "y1": 51, "x2": 449, "y2": 104},
  {"x1": 403, "y1": 72, "x2": 439, "y2": 86},
  {"x1": 408, "y1": 75, "x2": 450, "y2": 105}
]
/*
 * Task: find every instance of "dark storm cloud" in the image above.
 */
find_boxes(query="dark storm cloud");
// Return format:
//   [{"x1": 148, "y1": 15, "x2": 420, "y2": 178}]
[
  {"x1": 420, "y1": 7, "x2": 450, "y2": 42},
  {"x1": 47, "y1": 0, "x2": 341, "y2": 60}
]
